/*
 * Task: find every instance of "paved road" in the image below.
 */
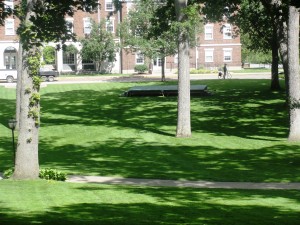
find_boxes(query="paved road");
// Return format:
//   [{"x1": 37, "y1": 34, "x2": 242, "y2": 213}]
[
  {"x1": 67, "y1": 175, "x2": 300, "y2": 190},
  {"x1": 0, "y1": 72, "x2": 271, "y2": 88}
]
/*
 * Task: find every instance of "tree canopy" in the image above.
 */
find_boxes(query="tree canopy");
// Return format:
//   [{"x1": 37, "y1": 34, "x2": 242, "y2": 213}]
[{"x1": 81, "y1": 21, "x2": 117, "y2": 72}]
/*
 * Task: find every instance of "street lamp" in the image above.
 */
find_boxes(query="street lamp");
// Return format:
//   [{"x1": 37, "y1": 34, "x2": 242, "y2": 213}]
[{"x1": 8, "y1": 118, "x2": 17, "y2": 164}]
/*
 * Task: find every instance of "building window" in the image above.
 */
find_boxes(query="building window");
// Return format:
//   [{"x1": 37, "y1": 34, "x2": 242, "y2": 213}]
[
  {"x1": 154, "y1": 58, "x2": 162, "y2": 67},
  {"x1": 105, "y1": 0, "x2": 114, "y2": 11},
  {"x1": 136, "y1": 52, "x2": 144, "y2": 64},
  {"x1": 4, "y1": 0, "x2": 14, "y2": 10},
  {"x1": 223, "y1": 24, "x2": 232, "y2": 39},
  {"x1": 66, "y1": 18, "x2": 74, "y2": 34},
  {"x1": 204, "y1": 24, "x2": 213, "y2": 40},
  {"x1": 106, "y1": 19, "x2": 114, "y2": 33},
  {"x1": 223, "y1": 49, "x2": 232, "y2": 62},
  {"x1": 83, "y1": 18, "x2": 92, "y2": 34},
  {"x1": 4, "y1": 46, "x2": 17, "y2": 69},
  {"x1": 5, "y1": 19, "x2": 14, "y2": 35},
  {"x1": 174, "y1": 54, "x2": 178, "y2": 64},
  {"x1": 63, "y1": 53, "x2": 75, "y2": 65},
  {"x1": 82, "y1": 59, "x2": 95, "y2": 70},
  {"x1": 205, "y1": 49, "x2": 214, "y2": 62}
]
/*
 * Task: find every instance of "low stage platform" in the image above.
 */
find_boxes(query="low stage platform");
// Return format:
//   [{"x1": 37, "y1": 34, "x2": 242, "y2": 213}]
[{"x1": 123, "y1": 85, "x2": 209, "y2": 97}]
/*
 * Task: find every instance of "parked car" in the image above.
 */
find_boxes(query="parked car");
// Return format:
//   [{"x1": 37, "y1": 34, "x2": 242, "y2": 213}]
[
  {"x1": 0, "y1": 69, "x2": 17, "y2": 83},
  {"x1": 39, "y1": 68, "x2": 59, "y2": 82}
]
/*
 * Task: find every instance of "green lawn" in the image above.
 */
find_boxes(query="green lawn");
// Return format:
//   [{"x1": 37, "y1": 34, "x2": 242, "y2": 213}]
[
  {"x1": 0, "y1": 79, "x2": 299, "y2": 182},
  {"x1": 0, "y1": 180, "x2": 299, "y2": 225},
  {"x1": 1, "y1": 79, "x2": 300, "y2": 224}
]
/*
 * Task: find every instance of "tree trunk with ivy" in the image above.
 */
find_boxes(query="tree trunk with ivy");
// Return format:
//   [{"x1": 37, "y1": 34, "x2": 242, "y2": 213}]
[
  {"x1": 175, "y1": 0, "x2": 191, "y2": 138},
  {"x1": 13, "y1": 0, "x2": 41, "y2": 179},
  {"x1": 15, "y1": 43, "x2": 23, "y2": 131}
]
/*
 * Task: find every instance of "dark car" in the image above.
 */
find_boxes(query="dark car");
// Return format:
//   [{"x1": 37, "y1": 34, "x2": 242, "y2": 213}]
[{"x1": 39, "y1": 68, "x2": 59, "y2": 82}]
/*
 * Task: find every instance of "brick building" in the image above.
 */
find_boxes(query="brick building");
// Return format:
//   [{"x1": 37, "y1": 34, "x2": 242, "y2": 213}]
[{"x1": 0, "y1": 0, "x2": 241, "y2": 74}]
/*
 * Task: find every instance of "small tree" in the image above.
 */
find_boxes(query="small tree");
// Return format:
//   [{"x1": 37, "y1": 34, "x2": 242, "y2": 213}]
[
  {"x1": 80, "y1": 21, "x2": 117, "y2": 72},
  {"x1": 43, "y1": 46, "x2": 55, "y2": 65}
]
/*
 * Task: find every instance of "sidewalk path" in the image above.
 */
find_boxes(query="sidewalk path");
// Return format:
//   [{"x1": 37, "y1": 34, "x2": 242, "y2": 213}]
[
  {"x1": 67, "y1": 175, "x2": 300, "y2": 190},
  {"x1": 0, "y1": 73, "x2": 271, "y2": 88}
]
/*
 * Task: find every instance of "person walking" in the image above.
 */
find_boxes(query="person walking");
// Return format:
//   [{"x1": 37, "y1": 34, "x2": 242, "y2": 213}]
[{"x1": 223, "y1": 64, "x2": 227, "y2": 79}]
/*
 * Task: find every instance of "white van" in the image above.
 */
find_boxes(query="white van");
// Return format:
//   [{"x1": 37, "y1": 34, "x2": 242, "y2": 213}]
[{"x1": 0, "y1": 69, "x2": 17, "y2": 83}]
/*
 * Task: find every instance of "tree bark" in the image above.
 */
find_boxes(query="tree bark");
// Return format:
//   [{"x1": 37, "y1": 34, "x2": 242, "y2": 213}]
[
  {"x1": 270, "y1": 22, "x2": 280, "y2": 90},
  {"x1": 13, "y1": 0, "x2": 40, "y2": 179},
  {"x1": 161, "y1": 56, "x2": 166, "y2": 82},
  {"x1": 287, "y1": 6, "x2": 300, "y2": 141},
  {"x1": 175, "y1": 0, "x2": 191, "y2": 138},
  {"x1": 277, "y1": 21, "x2": 289, "y2": 95},
  {"x1": 16, "y1": 43, "x2": 22, "y2": 130}
]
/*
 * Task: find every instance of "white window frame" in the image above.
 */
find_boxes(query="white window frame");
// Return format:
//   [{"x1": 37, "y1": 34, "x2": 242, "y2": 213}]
[
  {"x1": 83, "y1": 18, "x2": 92, "y2": 34},
  {"x1": 204, "y1": 24, "x2": 214, "y2": 40},
  {"x1": 136, "y1": 52, "x2": 144, "y2": 64},
  {"x1": 66, "y1": 18, "x2": 74, "y2": 33},
  {"x1": 4, "y1": 0, "x2": 14, "y2": 10},
  {"x1": 106, "y1": 19, "x2": 114, "y2": 33},
  {"x1": 223, "y1": 48, "x2": 233, "y2": 62},
  {"x1": 5, "y1": 19, "x2": 14, "y2": 35},
  {"x1": 204, "y1": 48, "x2": 214, "y2": 63},
  {"x1": 105, "y1": 0, "x2": 114, "y2": 11},
  {"x1": 223, "y1": 24, "x2": 232, "y2": 40}
]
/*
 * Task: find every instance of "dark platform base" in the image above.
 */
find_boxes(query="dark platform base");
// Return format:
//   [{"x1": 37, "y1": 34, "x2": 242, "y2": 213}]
[{"x1": 123, "y1": 85, "x2": 209, "y2": 97}]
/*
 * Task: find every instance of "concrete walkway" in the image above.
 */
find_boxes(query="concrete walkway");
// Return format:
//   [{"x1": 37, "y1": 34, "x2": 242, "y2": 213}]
[
  {"x1": 67, "y1": 175, "x2": 300, "y2": 190},
  {"x1": 0, "y1": 73, "x2": 271, "y2": 88}
]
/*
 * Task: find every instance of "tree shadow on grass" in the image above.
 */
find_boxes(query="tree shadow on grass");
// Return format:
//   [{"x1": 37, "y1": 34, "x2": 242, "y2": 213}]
[
  {"x1": 0, "y1": 186, "x2": 300, "y2": 225},
  {"x1": 35, "y1": 136, "x2": 300, "y2": 182},
  {"x1": 191, "y1": 79, "x2": 288, "y2": 140},
  {"x1": 39, "y1": 80, "x2": 288, "y2": 140},
  {"x1": 1, "y1": 80, "x2": 297, "y2": 182}
]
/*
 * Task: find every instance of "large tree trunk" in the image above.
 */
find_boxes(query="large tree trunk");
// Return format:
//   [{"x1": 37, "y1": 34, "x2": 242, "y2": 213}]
[
  {"x1": 16, "y1": 43, "x2": 22, "y2": 130},
  {"x1": 175, "y1": 0, "x2": 191, "y2": 138},
  {"x1": 277, "y1": 21, "x2": 289, "y2": 95},
  {"x1": 13, "y1": 47, "x2": 40, "y2": 179},
  {"x1": 287, "y1": 6, "x2": 300, "y2": 141},
  {"x1": 13, "y1": 0, "x2": 40, "y2": 179}
]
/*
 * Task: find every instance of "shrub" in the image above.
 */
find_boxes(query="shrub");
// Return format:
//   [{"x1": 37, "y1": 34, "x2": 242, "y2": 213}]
[
  {"x1": 43, "y1": 46, "x2": 56, "y2": 64},
  {"x1": 2, "y1": 168, "x2": 67, "y2": 181},
  {"x1": 190, "y1": 68, "x2": 217, "y2": 74},
  {"x1": 39, "y1": 168, "x2": 67, "y2": 181},
  {"x1": 3, "y1": 168, "x2": 13, "y2": 179},
  {"x1": 134, "y1": 64, "x2": 148, "y2": 74}
]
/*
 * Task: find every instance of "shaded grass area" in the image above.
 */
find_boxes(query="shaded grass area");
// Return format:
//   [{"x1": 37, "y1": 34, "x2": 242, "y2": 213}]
[
  {"x1": 0, "y1": 180, "x2": 300, "y2": 225},
  {"x1": 0, "y1": 80, "x2": 299, "y2": 182}
]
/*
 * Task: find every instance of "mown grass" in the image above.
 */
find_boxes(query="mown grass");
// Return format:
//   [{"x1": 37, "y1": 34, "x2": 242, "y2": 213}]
[
  {"x1": 1, "y1": 79, "x2": 300, "y2": 224},
  {"x1": 0, "y1": 180, "x2": 300, "y2": 225},
  {"x1": 0, "y1": 79, "x2": 299, "y2": 182}
]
